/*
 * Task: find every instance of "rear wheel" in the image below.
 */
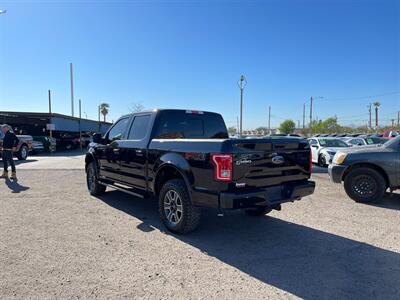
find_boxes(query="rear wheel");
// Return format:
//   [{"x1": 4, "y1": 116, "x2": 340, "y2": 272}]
[
  {"x1": 17, "y1": 145, "x2": 28, "y2": 160},
  {"x1": 86, "y1": 162, "x2": 106, "y2": 196},
  {"x1": 245, "y1": 206, "x2": 272, "y2": 216},
  {"x1": 344, "y1": 167, "x2": 386, "y2": 203},
  {"x1": 159, "y1": 179, "x2": 201, "y2": 234}
]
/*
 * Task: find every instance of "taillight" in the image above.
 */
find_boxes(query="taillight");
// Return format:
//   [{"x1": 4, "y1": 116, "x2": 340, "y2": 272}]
[
  {"x1": 309, "y1": 149, "x2": 313, "y2": 175},
  {"x1": 211, "y1": 154, "x2": 233, "y2": 182}
]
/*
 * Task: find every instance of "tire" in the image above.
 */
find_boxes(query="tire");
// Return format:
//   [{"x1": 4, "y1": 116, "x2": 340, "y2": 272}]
[
  {"x1": 245, "y1": 206, "x2": 272, "y2": 216},
  {"x1": 17, "y1": 145, "x2": 28, "y2": 160},
  {"x1": 159, "y1": 179, "x2": 201, "y2": 234},
  {"x1": 344, "y1": 167, "x2": 386, "y2": 203},
  {"x1": 318, "y1": 154, "x2": 327, "y2": 167},
  {"x1": 86, "y1": 162, "x2": 106, "y2": 196}
]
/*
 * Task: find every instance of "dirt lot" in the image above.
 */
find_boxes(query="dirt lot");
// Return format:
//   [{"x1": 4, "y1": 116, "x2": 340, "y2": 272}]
[{"x1": 1, "y1": 154, "x2": 399, "y2": 299}]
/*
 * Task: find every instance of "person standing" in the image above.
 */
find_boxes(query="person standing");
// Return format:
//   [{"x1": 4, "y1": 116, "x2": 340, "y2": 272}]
[{"x1": 1, "y1": 124, "x2": 19, "y2": 180}]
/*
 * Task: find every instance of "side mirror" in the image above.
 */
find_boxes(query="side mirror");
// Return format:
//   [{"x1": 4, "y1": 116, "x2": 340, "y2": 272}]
[
  {"x1": 357, "y1": 143, "x2": 363, "y2": 146},
  {"x1": 311, "y1": 145, "x2": 318, "y2": 148},
  {"x1": 92, "y1": 133, "x2": 104, "y2": 144}
]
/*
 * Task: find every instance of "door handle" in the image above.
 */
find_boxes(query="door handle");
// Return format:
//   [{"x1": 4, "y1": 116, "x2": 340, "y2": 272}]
[
  {"x1": 135, "y1": 149, "x2": 143, "y2": 153},
  {"x1": 113, "y1": 149, "x2": 119, "y2": 153}
]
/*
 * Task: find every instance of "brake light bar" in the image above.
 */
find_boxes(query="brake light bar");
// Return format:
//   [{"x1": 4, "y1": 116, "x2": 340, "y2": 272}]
[
  {"x1": 186, "y1": 110, "x2": 204, "y2": 114},
  {"x1": 211, "y1": 154, "x2": 233, "y2": 182}
]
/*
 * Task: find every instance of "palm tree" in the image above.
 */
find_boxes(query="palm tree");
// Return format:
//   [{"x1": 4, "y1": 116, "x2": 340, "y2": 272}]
[
  {"x1": 99, "y1": 103, "x2": 109, "y2": 122},
  {"x1": 373, "y1": 101, "x2": 380, "y2": 128}
]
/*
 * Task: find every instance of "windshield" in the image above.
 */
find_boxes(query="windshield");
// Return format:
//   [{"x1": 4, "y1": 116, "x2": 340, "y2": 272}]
[
  {"x1": 384, "y1": 135, "x2": 400, "y2": 148},
  {"x1": 319, "y1": 139, "x2": 349, "y2": 147},
  {"x1": 365, "y1": 137, "x2": 386, "y2": 145}
]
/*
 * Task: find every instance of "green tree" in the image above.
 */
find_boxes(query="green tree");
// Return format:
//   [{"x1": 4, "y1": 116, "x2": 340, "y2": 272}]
[
  {"x1": 228, "y1": 127, "x2": 237, "y2": 135},
  {"x1": 279, "y1": 119, "x2": 296, "y2": 134},
  {"x1": 99, "y1": 103, "x2": 110, "y2": 122}
]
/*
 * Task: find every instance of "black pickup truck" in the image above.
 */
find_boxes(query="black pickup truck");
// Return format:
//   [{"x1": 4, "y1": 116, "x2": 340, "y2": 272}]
[{"x1": 85, "y1": 109, "x2": 315, "y2": 233}]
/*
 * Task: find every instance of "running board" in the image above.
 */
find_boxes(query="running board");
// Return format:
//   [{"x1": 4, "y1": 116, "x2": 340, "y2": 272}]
[{"x1": 99, "y1": 182, "x2": 145, "y2": 199}]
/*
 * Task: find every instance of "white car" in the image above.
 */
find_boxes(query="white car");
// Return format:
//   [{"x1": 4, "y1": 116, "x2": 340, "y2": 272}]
[{"x1": 309, "y1": 137, "x2": 350, "y2": 167}]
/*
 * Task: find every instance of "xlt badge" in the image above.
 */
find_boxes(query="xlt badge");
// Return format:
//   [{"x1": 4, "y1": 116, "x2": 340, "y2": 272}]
[{"x1": 236, "y1": 159, "x2": 252, "y2": 166}]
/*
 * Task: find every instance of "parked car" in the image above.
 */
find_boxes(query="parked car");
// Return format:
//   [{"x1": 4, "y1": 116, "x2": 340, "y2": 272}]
[
  {"x1": 31, "y1": 140, "x2": 44, "y2": 154},
  {"x1": 382, "y1": 129, "x2": 399, "y2": 140},
  {"x1": 56, "y1": 133, "x2": 80, "y2": 150},
  {"x1": 309, "y1": 137, "x2": 350, "y2": 167},
  {"x1": 85, "y1": 109, "x2": 315, "y2": 234},
  {"x1": 79, "y1": 133, "x2": 92, "y2": 148},
  {"x1": 33, "y1": 136, "x2": 57, "y2": 152},
  {"x1": 329, "y1": 136, "x2": 400, "y2": 203},
  {"x1": 0, "y1": 128, "x2": 33, "y2": 160},
  {"x1": 345, "y1": 135, "x2": 387, "y2": 147}
]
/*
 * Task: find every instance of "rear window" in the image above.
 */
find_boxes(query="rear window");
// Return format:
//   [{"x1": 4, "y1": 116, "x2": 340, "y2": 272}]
[{"x1": 153, "y1": 110, "x2": 228, "y2": 139}]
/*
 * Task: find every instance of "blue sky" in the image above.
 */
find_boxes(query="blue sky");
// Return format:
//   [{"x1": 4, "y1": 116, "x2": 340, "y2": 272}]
[{"x1": 0, "y1": 0, "x2": 399, "y2": 129}]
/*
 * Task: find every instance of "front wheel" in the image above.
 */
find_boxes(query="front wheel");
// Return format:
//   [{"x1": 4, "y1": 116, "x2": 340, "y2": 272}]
[
  {"x1": 344, "y1": 167, "x2": 386, "y2": 203},
  {"x1": 17, "y1": 145, "x2": 28, "y2": 160},
  {"x1": 318, "y1": 154, "x2": 327, "y2": 167},
  {"x1": 159, "y1": 179, "x2": 201, "y2": 234},
  {"x1": 86, "y1": 162, "x2": 106, "y2": 196},
  {"x1": 245, "y1": 206, "x2": 272, "y2": 216}
]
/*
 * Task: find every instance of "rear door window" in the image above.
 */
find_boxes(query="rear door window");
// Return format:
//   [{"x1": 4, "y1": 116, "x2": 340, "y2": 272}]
[{"x1": 128, "y1": 115, "x2": 151, "y2": 140}]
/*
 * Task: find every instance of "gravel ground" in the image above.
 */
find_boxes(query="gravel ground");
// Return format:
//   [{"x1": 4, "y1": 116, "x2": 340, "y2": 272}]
[{"x1": 0, "y1": 158, "x2": 399, "y2": 299}]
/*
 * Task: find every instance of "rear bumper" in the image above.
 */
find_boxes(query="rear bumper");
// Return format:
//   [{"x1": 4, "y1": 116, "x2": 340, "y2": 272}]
[
  {"x1": 219, "y1": 181, "x2": 315, "y2": 209},
  {"x1": 328, "y1": 164, "x2": 347, "y2": 183}
]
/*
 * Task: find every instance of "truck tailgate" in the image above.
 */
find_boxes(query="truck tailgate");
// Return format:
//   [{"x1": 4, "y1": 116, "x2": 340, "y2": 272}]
[{"x1": 230, "y1": 138, "x2": 311, "y2": 189}]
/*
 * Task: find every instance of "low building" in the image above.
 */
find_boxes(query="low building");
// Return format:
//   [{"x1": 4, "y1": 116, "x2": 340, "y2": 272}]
[{"x1": 0, "y1": 111, "x2": 111, "y2": 136}]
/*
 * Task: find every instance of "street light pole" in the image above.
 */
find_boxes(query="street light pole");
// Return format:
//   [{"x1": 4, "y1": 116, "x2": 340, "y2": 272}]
[{"x1": 237, "y1": 75, "x2": 247, "y2": 137}]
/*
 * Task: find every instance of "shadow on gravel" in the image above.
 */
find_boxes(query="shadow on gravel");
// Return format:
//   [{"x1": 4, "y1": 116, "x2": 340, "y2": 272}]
[
  {"x1": 34, "y1": 149, "x2": 86, "y2": 157},
  {"x1": 311, "y1": 165, "x2": 328, "y2": 174},
  {"x1": 96, "y1": 190, "x2": 400, "y2": 300},
  {"x1": 0, "y1": 159, "x2": 38, "y2": 168},
  {"x1": 4, "y1": 177, "x2": 30, "y2": 193},
  {"x1": 363, "y1": 193, "x2": 400, "y2": 211}
]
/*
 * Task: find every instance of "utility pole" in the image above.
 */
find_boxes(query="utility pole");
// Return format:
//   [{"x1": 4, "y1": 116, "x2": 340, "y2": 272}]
[
  {"x1": 79, "y1": 99, "x2": 82, "y2": 150},
  {"x1": 391, "y1": 119, "x2": 395, "y2": 127},
  {"x1": 268, "y1": 106, "x2": 271, "y2": 134},
  {"x1": 98, "y1": 105, "x2": 101, "y2": 132},
  {"x1": 48, "y1": 89, "x2": 53, "y2": 138},
  {"x1": 70, "y1": 63, "x2": 75, "y2": 117},
  {"x1": 302, "y1": 103, "x2": 306, "y2": 129},
  {"x1": 237, "y1": 75, "x2": 247, "y2": 137},
  {"x1": 397, "y1": 111, "x2": 400, "y2": 127},
  {"x1": 48, "y1": 90, "x2": 52, "y2": 114},
  {"x1": 236, "y1": 116, "x2": 239, "y2": 135},
  {"x1": 309, "y1": 96, "x2": 313, "y2": 133},
  {"x1": 297, "y1": 120, "x2": 300, "y2": 129},
  {"x1": 368, "y1": 104, "x2": 372, "y2": 129},
  {"x1": 309, "y1": 96, "x2": 323, "y2": 135}
]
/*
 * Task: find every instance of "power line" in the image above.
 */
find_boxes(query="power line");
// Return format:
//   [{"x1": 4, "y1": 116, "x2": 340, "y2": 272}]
[{"x1": 322, "y1": 91, "x2": 399, "y2": 102}]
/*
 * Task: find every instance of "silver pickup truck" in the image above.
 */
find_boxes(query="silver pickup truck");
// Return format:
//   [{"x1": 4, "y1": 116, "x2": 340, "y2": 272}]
[{"x1": 329, "y1": 136, "x2": 400, "y2": 203}]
